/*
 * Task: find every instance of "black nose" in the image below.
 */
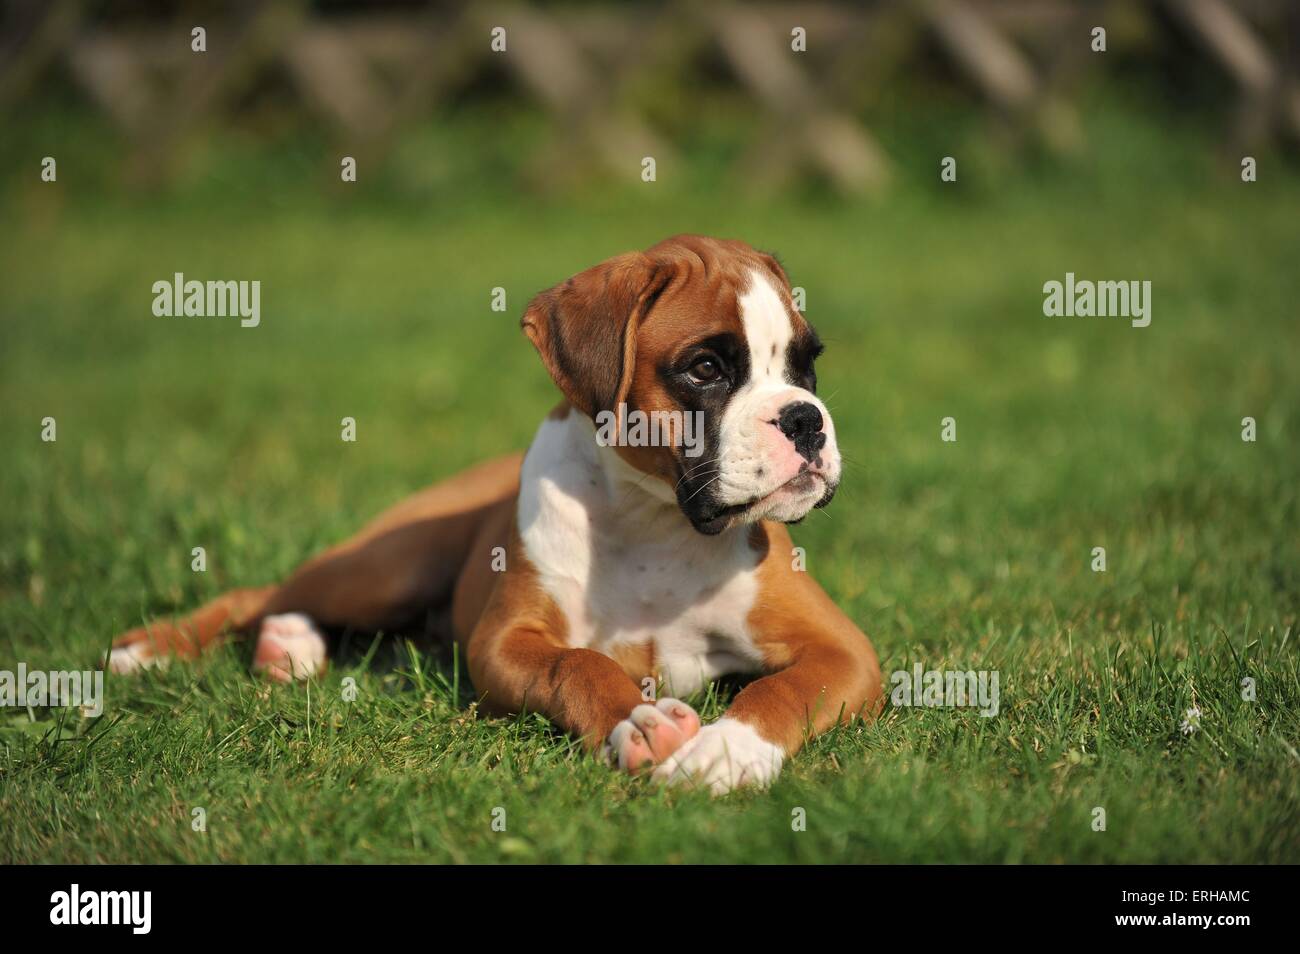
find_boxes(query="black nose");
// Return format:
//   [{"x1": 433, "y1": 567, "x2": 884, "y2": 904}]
[{"x1": 775, "y1": 401, "x2": 826, "y2": 462}]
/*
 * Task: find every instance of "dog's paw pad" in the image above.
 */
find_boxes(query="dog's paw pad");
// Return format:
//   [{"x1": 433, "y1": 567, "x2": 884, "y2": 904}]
[
  {"x1": 607, "y1": 720, "x2": 657, "y2": 773},
  {"x1": 606, "y1": 698, "x2": 700, "y2": 774},
  {"x1": 655, "y1": 696, "x2": 701, "y2": 738},
  {"x1": 253, "y1": 613, "x2": 326, "y2": 683}
]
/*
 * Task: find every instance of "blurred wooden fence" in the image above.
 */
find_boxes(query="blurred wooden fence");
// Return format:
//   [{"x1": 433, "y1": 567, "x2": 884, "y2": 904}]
[{"x1": 1, "y1": 0, "x2": 1296, "y2": 192}]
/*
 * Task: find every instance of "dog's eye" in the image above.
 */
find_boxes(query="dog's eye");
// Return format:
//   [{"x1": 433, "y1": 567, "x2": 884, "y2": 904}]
[{"x1": 688, "y1": 356, "x2": 723, "y2": 384}]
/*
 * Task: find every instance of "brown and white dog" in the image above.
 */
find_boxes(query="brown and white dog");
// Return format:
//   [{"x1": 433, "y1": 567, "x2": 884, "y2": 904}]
[{"x1": 107, "y1": 234, "x2": 882, "y2": 795}]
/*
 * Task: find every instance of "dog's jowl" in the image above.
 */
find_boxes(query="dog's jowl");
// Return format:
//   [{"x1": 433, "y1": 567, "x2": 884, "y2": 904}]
[{"x1": 108, "y1": 235, "x2": 882, "y2": 795}]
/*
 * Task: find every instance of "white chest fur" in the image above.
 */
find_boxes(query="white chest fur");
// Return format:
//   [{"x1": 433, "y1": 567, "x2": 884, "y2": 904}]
[{"x1": 517, "y1": 413, "x2": 766, "y2": 696}]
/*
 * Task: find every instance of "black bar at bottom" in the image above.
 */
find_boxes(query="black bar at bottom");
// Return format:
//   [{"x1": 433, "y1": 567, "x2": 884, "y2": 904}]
[{"x1": 0, "y1": 863, "x2": 1280, "y2": 942}]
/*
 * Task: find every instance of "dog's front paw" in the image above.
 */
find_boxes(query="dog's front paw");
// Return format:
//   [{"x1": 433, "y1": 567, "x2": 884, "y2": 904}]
[
  {"x1": 652, "y1": 718, "x2": 784, "y2": 796},
  {"x1": 605, "y1": 697, "x2": 701, "y2": 774}
]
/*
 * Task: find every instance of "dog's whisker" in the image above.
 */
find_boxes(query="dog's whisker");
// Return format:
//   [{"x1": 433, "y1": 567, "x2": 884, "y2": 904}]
[
  {"x1": 676, "y1": 455, "x2": 722, "y2": 483},
  {"x1": 675, "y1": 470, "x2": 717, "y2": 492},
  {"x1": 682, "y1": 473, "x2": 724, "y2": 504}
]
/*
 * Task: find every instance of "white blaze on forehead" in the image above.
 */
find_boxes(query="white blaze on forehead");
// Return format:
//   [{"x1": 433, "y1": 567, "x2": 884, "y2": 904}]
[
  {"x1": 737, "y1": 268, "x2": 794, "y2": 385},
  {"x1": 711, "y1": 266, "x2": 839, "y2": 515}
]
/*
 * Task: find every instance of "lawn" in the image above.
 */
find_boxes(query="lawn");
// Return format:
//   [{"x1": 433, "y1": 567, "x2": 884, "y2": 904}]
[{"x1": 1, "y1": 97, "x2": 1298, "y2": 863}]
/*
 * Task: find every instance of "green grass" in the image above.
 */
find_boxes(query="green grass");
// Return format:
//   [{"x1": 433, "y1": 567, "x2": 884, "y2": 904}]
[{"x1": 1, "y1": 98, "x2": 1298, "y2": 863}]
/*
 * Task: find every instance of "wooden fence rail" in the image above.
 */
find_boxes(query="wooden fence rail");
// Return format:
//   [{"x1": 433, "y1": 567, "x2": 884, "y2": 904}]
[{"x1": 1, "y1": 0, "x2": 1296, "y2": 191}]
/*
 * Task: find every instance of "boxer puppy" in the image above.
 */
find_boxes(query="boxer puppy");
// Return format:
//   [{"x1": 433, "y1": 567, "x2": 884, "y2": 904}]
[{"x1": 107, "y1": 234, "x2": 882, "y2": 795}]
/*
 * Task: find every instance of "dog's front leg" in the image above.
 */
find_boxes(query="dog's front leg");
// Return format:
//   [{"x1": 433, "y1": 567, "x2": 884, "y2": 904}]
[
  {"x1": 467, "y1": 624, "x2": 700, "y2": 773},
  {"x1": 654, "y1": 586, "x2": 882, "y2": 796}
]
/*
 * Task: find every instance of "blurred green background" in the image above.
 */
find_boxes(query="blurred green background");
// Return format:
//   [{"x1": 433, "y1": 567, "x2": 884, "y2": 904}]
[{"x1": 1, "y1": 1, "x2": 1298, "y2": 863}]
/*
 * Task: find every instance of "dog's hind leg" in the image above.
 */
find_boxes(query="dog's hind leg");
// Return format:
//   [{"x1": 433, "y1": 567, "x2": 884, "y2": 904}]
[
  {"x1": 107, "y1": 452, "x2": 524, "y2": 679},
  {"x1": 107, "y1": 586, "x2": 276, "y2": 674},
  {"x1": 107, "y1": 583, "x2": 337, "y2": 681}
]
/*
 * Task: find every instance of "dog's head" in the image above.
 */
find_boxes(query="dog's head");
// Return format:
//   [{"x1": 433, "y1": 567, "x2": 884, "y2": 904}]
[{"x1": 522, "y1": 234, "x2": 839, "y2": 535}]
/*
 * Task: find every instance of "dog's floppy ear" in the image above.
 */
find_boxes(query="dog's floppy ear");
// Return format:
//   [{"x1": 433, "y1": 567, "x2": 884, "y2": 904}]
[{"x1": 521, "y1": 252, "x2": 672, "y2": 420}]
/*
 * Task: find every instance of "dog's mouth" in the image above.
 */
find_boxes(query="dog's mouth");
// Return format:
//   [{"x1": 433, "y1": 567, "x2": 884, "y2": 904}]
[
  {"x1": 778, "y1": 471, "x2": 823, "y2": 497},
  {"x1": 686, "y1": 471, "x2": 834, "y2": 535}
]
